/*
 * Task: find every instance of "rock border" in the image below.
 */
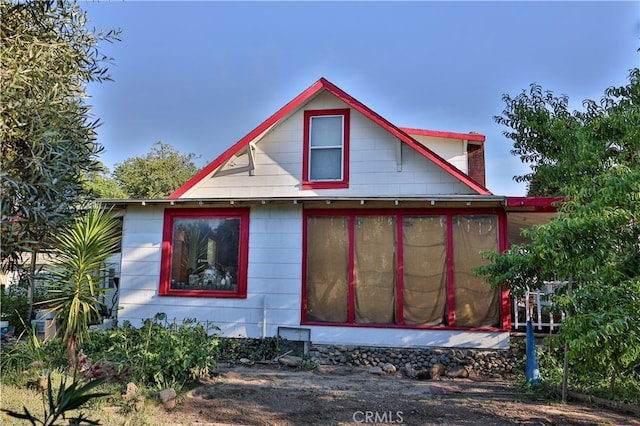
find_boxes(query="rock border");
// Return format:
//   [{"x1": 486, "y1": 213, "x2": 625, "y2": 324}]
[{"x1": 308, "y1": 344, "x2": 518, "y2": 378}]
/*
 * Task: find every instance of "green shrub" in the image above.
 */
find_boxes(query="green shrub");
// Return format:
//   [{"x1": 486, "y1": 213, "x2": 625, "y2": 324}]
[
  {"x1": 80, "y1": 317, "x2": 220, "y2": 388},
  {"x1": 0, "y1": 326, "x2": 67, "y2": 385},
  {"x1": 517, "y1": 339, "x2": 640, "y2": 406}
]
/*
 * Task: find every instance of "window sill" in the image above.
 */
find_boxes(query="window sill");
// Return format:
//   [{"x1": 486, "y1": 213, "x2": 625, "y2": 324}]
[
  {"x1": 302, "y1": 181, "x2": 349, "y2": 190},
  {"x1": 159, "y1": 289, "x2": 247, "y2": 298}
]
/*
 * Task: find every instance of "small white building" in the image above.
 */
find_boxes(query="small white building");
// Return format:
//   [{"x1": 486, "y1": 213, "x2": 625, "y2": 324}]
[{"x1": 107, "y1": 78, "x2": 557, "y2": 349}]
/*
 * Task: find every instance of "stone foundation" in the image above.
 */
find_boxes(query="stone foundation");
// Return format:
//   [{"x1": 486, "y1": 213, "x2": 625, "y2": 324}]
[{"x1": 308, "y1": 344, "x2": 520, "y2": 377}]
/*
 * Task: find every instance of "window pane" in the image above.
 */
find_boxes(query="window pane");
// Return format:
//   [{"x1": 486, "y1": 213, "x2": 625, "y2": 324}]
[
  {"x1": 309, "y1": 148, "x2": 342, "y2": 180},
  {"x1": 170, "y1": 218, "x2": 240, "y2": 291},
  {"x1": 453, "y1": 215, "x2": 499, "y2": 327},
  {"x1": 354, "y1": 216, "x2": 396, "y2": 324},
  {"x1": 306, "y1": 216, "x2": 349, "y2": 322},
  {"x1": 310, "y1": 116, "x2": 342, "y2": 147},
  {"x1": 402, "y1": 216, "x2": 447, "y2": 326}
]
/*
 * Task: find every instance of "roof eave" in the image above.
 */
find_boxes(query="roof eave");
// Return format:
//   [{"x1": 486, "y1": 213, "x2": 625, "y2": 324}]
[{"x1": 100, "y1": 194, "x2": 506, "y2": 207}]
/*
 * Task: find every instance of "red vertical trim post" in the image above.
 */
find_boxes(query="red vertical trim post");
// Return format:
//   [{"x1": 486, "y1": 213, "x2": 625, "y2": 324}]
[
  {"x1": 300, "y1": 213, "x2": 309, "y2": 323},
  {"x1": 237, "y1": 211, "x2": 250, "y2": 298},
  {"x1": 342, "y1": 109, "x2": 351, "y2": 187},
  {"x1": 302, "y1": 111, "x2": 311, "y2": 186},
  {"x1": 396, "y1": 215, "x2": 404, "y2": 325},
  {"x1": 347, "y1": 215, "x2": 356, "y2": 324},
  {"x1": 158, "y1": 209, "x2": 173, "y2": 296},
  {"x1": 446, "y1": 215, "x2": 456, "y2": 326},
  {"x1": 499, "y1": 210, "x2": 511, "y2": 331}
]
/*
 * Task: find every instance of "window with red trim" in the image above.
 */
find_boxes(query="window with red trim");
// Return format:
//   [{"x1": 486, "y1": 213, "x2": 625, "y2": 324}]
[
  {"x1": 159, "y1": 208, "x2": 249, "y2": 298},
  {"x1": 303, "y1": 210, "x2": 502, "y2": 329},
  {"x1": 302, "y1": 109, "x2": 350, "y2": 189}
]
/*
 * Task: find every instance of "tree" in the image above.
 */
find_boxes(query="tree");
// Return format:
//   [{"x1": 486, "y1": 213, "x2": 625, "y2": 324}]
[
  {"x1": 113, "y1": 141, "x2": 201, "y2": 198},
  {"x1": 83, "y1": 162, "x2": 127, "y2": 199},
  {"x1": 479, "y1": 68, "x2": 640, "y2": 392},
  {"x1": 494, "y1": 72, "x2": 638, "y2": 197},
  {"x1": 40, "y1": 207, "x2": 121, "y2": 368},
  {"x1": 1, "y1": 0, "x2": 120, "y2": 270}
]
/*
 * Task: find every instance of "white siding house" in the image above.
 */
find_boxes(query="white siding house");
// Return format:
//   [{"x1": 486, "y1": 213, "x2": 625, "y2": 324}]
[{"x1": 109, "y1": 78, "x2": 554, "y2": 349}]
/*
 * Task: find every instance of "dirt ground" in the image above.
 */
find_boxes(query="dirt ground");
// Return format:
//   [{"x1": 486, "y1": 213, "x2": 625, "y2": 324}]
[{"x1": 161, "y1": 363, "x2": 640, "y2": 426}]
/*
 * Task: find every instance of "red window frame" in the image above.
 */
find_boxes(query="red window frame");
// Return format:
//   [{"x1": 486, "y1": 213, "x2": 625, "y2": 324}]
[
  {"x1": 301, "y1": 208, "x2": 509, "y2": 330},
  {"x1": 159, "y1": 208, "x2": 250, "y2": 298},
  {"x1": 302, "y1": 108, "x2": 350, "y2": 189}
]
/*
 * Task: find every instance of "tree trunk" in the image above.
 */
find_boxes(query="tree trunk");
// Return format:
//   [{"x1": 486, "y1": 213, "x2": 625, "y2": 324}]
[
  {"x1": 561, "y1": 278, "x2": 573, "y2": 404},
  {"x1": 610, "y1": 371, "x2": 616, "y2": 393},
  {"x1": 27, "y1": 252, "x2": 37, "y2": 324},
  {"x1": 562, "y1": 342, "x2": 569, "y2": 403},
  {"x1": 67, "y1": 338, "x2": 78, "y2": 370}
]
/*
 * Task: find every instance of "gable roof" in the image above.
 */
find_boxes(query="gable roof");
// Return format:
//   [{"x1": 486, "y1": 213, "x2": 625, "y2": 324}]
[{"x1": 170, "y1": 78, "x2": 492, "y2": 198}]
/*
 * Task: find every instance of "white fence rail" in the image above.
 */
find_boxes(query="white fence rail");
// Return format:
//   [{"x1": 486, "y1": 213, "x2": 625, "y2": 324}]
[{"x1": 512, "y1": 281, "x2": 567, "y2": 331}]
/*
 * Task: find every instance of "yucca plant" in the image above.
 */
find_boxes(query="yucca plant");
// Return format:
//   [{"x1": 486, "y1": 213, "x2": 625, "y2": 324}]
[
  {"x1": 38, "y1": 207, "x2": 121, "y2": 368},
  {"x1": 1, "y1": 373, "x2": 109, "y2": 425}
]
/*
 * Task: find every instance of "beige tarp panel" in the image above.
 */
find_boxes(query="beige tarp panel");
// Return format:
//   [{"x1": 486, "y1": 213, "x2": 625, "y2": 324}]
[
  {"x1": 402, "y1": 216, "x2": 448, "y2": 325},
  {"x1": 306, "y1": 213, "x2": 500, "y2": 327},
  {"x1": 453, "y1": 215, "x2": 500, "y2": 327},
  {"x1": 354, "y1": 216, "x2": 397, "y2": 324},
  {"x1": 305, "y1": 216, "x2": 349, "y2": 322}
]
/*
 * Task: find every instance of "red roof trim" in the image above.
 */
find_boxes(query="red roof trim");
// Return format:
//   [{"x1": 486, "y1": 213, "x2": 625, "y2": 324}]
[
  {"x1": 400, "y1": 127, "x2": 486, "y2": 143},
  {"x1": 318, "y1": 79, "x2": 491, "y2": 195},
  {"x1": 506, "y1": 196, "x2": 564, "y2": 211},
  {"x1": 171, "y1": 78, "x2": 492, "y2": 198},
  {"x1": 170, "y1": 79, "x2": 326, "y2": 198}
]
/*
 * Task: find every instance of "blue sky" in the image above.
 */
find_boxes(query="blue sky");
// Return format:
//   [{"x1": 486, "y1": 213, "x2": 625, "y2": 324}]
[{"x1": 83, "y1": 1, "x2": 639, "y2": 196}]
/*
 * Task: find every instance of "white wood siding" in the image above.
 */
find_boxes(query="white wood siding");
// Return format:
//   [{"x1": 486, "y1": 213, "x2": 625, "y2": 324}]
[
  {"x1": 118, "y1": 204, "x2": 507, "y2": 349},
  {"x1": 307, "y1": 327, "x2": 509, "y2": 349},
  {"x1": 116, "y1": 89, "x2": 504, "y2": 349},
  {"x1": 117, "y1": 205, "x2": 304, "y2": 337},
  {"x1": 181, "y1": 92, "x2": 476, "y2": 199},
  {"x1": 410, "y1": 135, "x2": 468, "y2": 173}
]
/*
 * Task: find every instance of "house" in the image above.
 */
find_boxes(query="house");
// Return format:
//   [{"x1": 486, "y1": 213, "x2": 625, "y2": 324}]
[{"x1": 108, "y1": 78, "x2": 557, "y2": 349}]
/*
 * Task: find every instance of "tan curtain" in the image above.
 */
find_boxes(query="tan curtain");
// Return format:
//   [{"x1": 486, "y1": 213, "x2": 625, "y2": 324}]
[
  {"x1": 305, "y1": 216, "x2": 349, "y2": 322},
  {"x1": 171, "y1": 230, "x2": 188, "y2": 285},
  {"x1": 402, "y1": 216, "x2": 447, "y2": 325},
  {"x1": 453, "y1": 215, "x2": 500, "y2": 327},
  {"x1": 354, "y1": 216, "x2": 396, "y2": 324}
]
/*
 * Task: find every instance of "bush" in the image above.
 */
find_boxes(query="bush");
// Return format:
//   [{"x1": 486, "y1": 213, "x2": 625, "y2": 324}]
[
  {"x1": 519, "y1": 339, "x2": 640, "y2": 406},
  {"x1": 0, "y1": 326, "x2": 67, "y2": 385},
  {"x1": 81, "y1": 317, "x2": 220, "y2": 388}
]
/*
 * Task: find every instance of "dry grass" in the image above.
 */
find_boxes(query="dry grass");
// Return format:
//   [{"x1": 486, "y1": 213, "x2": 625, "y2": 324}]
[{"x1": 0, "y1": 381, "x2": 174, "y2": 426}]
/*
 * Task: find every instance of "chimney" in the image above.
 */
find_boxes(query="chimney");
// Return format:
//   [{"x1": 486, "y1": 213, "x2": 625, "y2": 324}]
[{"x1": 467, "y1": 142, "x2": 485, "y2": 187}]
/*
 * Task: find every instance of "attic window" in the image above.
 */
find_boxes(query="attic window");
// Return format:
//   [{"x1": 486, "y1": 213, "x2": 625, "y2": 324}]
[{"x1": 302, "y1": 109, "x2": 350, "y2": 189}]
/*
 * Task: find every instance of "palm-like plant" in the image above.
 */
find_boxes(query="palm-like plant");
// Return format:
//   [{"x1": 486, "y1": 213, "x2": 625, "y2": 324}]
[{"x1": 39, "y1": 207, "x2": 121, "y2": 367}]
